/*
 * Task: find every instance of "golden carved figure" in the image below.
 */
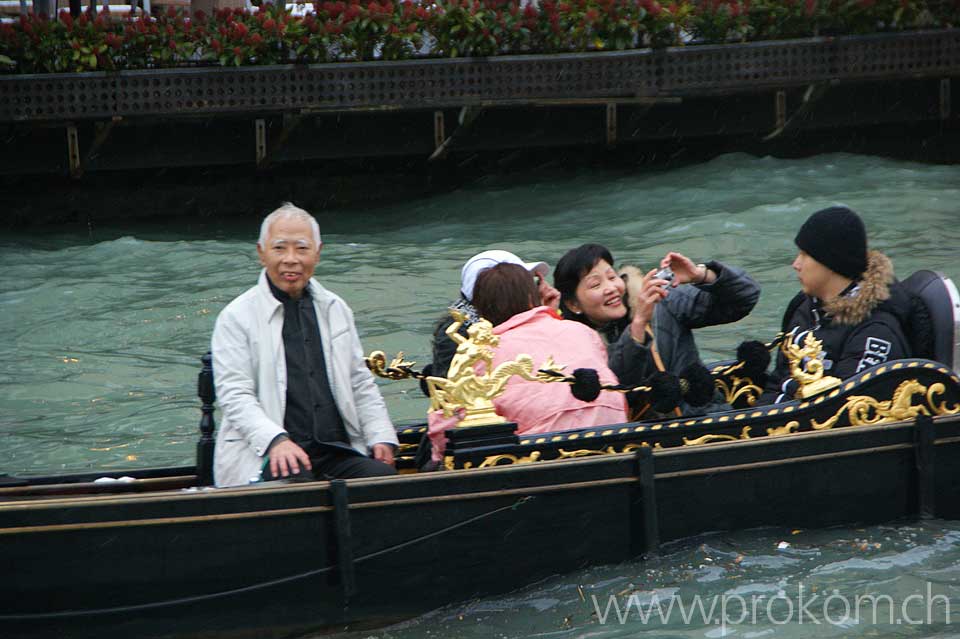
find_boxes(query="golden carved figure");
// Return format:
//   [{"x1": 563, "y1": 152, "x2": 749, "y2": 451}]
[
  {"x1": 366, "y1": 309, "x2": 567, "y2": 428},
  {"x1": 426, "y1": 311, "x2": 566, "y2": 426},
  {"x1": 782, "y1": 331, "x2": 842, "y2": 399}
]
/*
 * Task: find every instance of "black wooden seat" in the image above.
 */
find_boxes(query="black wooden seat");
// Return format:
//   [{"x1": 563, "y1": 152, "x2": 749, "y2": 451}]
[{"x1": 900, "y1": 271, "x2": 960, "y2": 371}]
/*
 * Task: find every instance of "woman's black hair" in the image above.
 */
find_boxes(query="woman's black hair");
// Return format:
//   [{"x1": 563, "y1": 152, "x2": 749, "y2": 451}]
[{"x1": 553, "y1": 243, "x2": 628, "y2": 340}]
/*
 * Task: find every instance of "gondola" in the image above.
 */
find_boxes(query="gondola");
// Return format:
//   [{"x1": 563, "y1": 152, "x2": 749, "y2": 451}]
[{"x1": 1, "y1": 270, "x2": 958, "y2": 639}]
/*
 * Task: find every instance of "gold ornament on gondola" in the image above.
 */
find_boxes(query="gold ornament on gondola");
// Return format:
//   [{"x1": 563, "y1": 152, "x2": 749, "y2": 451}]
[
  {"x1": 365, "y1": 309, "x2": 567, "y2": 428},
  {"x1": 811, "y1": 378, "x2": 960, "y2": 430},
  {"x1": 782, "y1": 332, "x2": 842, "y2": 399}
]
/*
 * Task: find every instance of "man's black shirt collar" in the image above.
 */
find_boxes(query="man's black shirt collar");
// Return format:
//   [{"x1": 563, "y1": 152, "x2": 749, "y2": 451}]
[{"x1": 267, "y1": 275, "x2": 312, "y2": 303}]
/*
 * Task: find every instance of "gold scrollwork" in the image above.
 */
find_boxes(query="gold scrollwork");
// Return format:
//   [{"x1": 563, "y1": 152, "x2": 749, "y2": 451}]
[
  {"x1": 682, "y1": 426, "x2": 752, "y2": 447},
  {"x1": 715, "y1": 375, "x2": 761, "y2": 407},
  {"x1": 477, "y1": 442, "x2": 663, "y2": 468},
  {"x1": 557, "y1": 442, "x2": 664, "y2": 459},
  {"x1": 477, "y1": 451, "x2": 542, "y2": 468},
  {"x1": 810, "y1": 379, "x2": 953, "y2": 431},
  {"x1": 926, "y1": 383, "x2": 960, "y2": 415},
  {"x1": 767, "y1": 421, "x2": 799, "y2": 437},
  {"x1": 365, "y1": 350, "x2": 418, "y2": 380},
  {"x1": 617, "y1": 442, "x2": 662, "y2": 453},
  {"x1": 556, "y1": 448, "x2": 607, "y2": 459}
]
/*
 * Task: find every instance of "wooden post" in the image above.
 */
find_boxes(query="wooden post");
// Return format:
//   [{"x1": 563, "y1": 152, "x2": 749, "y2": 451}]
[
  {"x1": 605, "y1": 103, "x2": 617, "y2": 147},
  {"x1": 915, "y1": 414, "x2": 935, "y2": 520},
  {"x1": 635, "y1": 446, "x2": 659, "y2": 555},
  {"x1": 66, "y1": 125, "x2": 81, "y2": 179},
  {"x1": 331, "y1": 480, "x2": 357, "y2": 604},
  {"x1": 940, "y1": 79, "x2": 951, "y2": 121},
  {"x1": 775, "y1": 90, "x2": 787, "y2": 130},
  {"x1": 255, "y1": 119, "x2": 267, "y2": 166},
  {"x1": 196, "y1": 352, "x2": 216, "y2": 486},
  {"x1": 433, "y1": 110, "x2": 445, "y2": 151}
]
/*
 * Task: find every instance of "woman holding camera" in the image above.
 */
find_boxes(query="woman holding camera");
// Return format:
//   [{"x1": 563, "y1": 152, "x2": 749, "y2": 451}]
[{"x1": 553, "y1": 244, "x2": 761, "y2": 393}]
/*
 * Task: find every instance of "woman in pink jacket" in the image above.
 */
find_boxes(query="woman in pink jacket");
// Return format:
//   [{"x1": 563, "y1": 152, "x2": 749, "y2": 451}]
[{"x1": 471, "y1": 263, "x2": 628, "y2": 434}]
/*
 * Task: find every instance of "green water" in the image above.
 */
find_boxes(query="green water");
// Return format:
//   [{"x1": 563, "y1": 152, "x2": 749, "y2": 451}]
[
  {"x1": 1, "y1": 152, "x2": 958, "y2": 475},
  {"x1": 331, "y1": 521, "x2": 960, "y2": 639},
  {"x1": 2, "y1": 151, "x2": 959, "y2": 638}
]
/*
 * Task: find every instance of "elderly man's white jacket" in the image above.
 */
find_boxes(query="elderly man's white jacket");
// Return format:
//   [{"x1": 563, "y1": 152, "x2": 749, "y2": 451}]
[{"x1": 211, "y1": 270, "x2": 398, "y2": 487}]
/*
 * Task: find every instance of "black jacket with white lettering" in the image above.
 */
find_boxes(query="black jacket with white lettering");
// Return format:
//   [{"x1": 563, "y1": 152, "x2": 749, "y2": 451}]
[{"x1": 763, "y1": 250, "x2": 912, "y2": 404}]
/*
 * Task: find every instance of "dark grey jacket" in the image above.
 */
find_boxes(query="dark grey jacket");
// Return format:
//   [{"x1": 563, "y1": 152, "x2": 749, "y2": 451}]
[{"x1": 607, "y1": 260, "x2": 761, "y2": 387}]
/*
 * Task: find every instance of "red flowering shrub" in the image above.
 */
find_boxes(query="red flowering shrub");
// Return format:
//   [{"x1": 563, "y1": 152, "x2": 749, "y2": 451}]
[
  {"x1": 0, "y1": 0, "x2": 956, "y2": 73},
  {"x1": 428, "y1": 0, "x2": 503, "y2": 57},
  {"x1": 688, "y1": 0, "x2": 752, "y2": 42}
]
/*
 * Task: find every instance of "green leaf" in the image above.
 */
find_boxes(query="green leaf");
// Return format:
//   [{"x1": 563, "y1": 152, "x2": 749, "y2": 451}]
[
  {"x1": 87, "y1": 54, "x2": 97, "y2": 68},
  {"x1": 0, "y1": 54, "x2": 15, "y2": 68}
]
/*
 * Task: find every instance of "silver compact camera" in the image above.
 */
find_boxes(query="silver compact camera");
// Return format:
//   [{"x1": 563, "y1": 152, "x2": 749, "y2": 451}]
[{"x1": 654, "y1": 267, "x2": 674, "y2": 287}]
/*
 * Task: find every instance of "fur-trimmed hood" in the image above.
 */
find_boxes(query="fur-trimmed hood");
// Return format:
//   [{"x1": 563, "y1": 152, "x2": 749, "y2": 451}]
[{"x1": 822, "y1": 249, "x2": 894, "y2": 326}]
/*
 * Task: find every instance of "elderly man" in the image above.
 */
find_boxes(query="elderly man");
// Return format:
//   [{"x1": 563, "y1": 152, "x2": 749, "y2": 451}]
[
  {"x1": 427, "y1": 249, "x2": 561, "y2": 381},
  {"x1": 763, "y1": 206, "x2": 913, "y2": 403},
  {"x1": 212, "y1": 203, "x2": 398, "y2": 487}
]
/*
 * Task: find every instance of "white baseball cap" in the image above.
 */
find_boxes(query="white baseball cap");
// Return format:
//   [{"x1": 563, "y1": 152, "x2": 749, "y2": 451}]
[{"x1": 460, "y1": 249, "x2": 549, "y2": 301}]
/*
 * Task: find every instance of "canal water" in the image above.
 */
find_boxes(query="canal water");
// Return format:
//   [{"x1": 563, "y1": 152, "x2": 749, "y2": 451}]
[
  {"x1": 324, "y1": 519, "x2": 960, "y2": 639},
  {"x1": 1, "y1": 151, "x2": 958, "y2": 636}
]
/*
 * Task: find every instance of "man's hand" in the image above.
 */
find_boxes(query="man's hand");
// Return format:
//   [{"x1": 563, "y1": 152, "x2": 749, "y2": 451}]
[
  {"x1": 372, "y1": 443, "x2": 395, "y2": 466},
  {"x1": 269, "y1": 438, "x2": 312, "y2": 478}
]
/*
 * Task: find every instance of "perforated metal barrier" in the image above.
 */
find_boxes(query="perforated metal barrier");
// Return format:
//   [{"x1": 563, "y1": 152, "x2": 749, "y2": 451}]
[{"x1": 1, "y1": 29, "x2": 959, "y2": 123}]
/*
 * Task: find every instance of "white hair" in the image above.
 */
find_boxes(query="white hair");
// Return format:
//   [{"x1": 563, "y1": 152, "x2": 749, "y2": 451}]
[{"x1": 257, "y1": 202, "x2": 322, "y2": 248}]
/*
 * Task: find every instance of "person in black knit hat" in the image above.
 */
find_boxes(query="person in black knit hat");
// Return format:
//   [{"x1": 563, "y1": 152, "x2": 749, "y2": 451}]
[{"x1": 761, "y1": 206, "x2": 913, "y2": 403}]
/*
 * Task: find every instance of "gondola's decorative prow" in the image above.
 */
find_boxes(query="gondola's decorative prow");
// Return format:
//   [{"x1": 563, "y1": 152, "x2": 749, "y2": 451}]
[
  {"x1": 196, "y1": 352, "x2": 216, "y2": 486},
  {"x1": 783, "y1": 332, "x2": 843, "y2": 399},
  {"x1": 366, "y1": 309, "x2": 566, "y2": 427}
]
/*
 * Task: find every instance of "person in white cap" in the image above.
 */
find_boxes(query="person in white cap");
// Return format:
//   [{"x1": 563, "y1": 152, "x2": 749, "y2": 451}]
[{"x1": 426, "y1": 249, "x2": 561, "y2": 382}]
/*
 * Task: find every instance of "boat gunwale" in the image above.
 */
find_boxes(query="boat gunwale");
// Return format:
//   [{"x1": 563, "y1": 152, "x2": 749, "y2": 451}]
[{"x1": 1, "y1": 414, "x2": 955, "y2": 516}]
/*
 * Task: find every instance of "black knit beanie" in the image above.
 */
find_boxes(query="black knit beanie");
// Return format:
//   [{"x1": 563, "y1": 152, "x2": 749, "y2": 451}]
[{"x1": 794, "y1": 206, "x2": 868, "y2": 280}]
